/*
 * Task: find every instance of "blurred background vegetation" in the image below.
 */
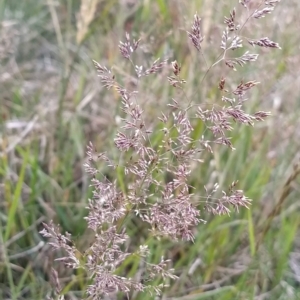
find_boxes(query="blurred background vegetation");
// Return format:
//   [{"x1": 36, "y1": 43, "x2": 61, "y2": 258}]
[{"x1": 1, "y1": 0, "x2": 300, "y2": 299}]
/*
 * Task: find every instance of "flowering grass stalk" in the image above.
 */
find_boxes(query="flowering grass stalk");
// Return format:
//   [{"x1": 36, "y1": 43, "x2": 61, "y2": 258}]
[{"x1": 41, "y1": 1, "x2": 281, "y2": 298}]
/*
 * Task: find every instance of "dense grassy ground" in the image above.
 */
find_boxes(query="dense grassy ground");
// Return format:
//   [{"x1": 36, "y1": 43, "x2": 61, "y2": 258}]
[{"x1": 1, "y1": 0, "x2": 300, "y2": 299}]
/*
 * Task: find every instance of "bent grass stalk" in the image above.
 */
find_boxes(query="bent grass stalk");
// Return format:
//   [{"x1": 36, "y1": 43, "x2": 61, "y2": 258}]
[{"x1": 41, "y1": 1, "x2": 282, "y2": 298}]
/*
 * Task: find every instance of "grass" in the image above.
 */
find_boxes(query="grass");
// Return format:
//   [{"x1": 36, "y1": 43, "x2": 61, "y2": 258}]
[{"x1": 1, "y1": 0, "x2": 300, "y2": 299}]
